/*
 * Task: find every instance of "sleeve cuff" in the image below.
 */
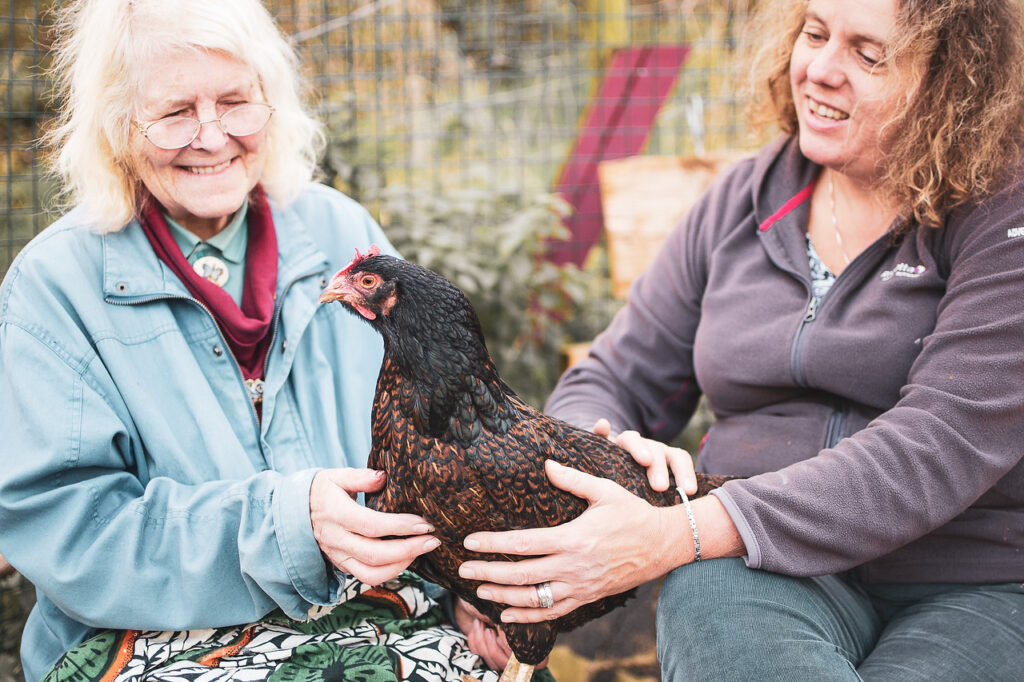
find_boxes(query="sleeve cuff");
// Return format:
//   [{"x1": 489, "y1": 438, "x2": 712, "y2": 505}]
[
  {"x1": 273, "y1": 468, "x2": 335, "y2": 605},
  {"x1": 710, "y1": 487, "x2": 760, "y2": 568}
]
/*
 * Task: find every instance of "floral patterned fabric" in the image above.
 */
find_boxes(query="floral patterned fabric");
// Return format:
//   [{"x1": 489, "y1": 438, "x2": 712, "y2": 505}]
[
  {"x1": 806, "y1": 234, "x2": 838, "y2": 303},
  {"x1": 41, "y1": 573, "x2": 555, "y2": 682}
]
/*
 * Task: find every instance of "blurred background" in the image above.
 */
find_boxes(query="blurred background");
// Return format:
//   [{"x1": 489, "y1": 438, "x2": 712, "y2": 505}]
[
  {"x1": 3, "y1": 0, "x2": 758, "y2": 402},
  {"x1": 3, "y1": 1, "x2": 756, "y2": 679}
]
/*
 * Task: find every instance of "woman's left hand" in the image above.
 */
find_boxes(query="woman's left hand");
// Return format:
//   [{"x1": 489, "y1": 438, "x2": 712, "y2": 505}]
[{"x1": 457, "y1": 460, "x2": 675, "y2": 624}]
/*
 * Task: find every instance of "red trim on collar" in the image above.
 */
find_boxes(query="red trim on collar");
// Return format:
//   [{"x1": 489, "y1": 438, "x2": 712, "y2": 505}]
[{"x1": 758, "y1": 179, "x2": 816, "y2": 232}]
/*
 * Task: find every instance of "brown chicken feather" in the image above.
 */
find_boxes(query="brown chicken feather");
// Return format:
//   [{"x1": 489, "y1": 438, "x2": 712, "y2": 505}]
[{"x1": 320, "y1": 247, "x2": 734, "y2": 681}]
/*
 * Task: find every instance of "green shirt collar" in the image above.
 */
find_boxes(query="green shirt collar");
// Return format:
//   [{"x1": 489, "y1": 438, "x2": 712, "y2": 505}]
[{"x1": 165, "y1": 197, "x2": 249, "y2": 265}]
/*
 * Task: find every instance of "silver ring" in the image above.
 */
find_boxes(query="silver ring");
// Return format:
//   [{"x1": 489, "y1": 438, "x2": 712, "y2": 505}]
[{"x1": 536, "y1": 581, "x2": 554, "y2": 609}]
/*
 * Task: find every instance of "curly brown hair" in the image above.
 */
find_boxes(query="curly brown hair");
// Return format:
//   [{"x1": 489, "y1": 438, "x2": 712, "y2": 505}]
[{"x1": 745, "y1": 0, "x2": 1024, "y2": 229}]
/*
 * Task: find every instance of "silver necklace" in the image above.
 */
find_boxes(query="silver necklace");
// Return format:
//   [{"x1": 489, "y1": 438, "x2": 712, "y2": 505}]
[{"x1": 827, "y1": 169, "x2": 852, "y2": 266}]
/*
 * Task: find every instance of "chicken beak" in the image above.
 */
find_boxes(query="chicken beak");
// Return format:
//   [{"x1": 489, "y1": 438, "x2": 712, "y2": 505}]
[
  {"x1": 319, "y1": 272, "x2": 350, "y2": 304},
  {"x1": 318, "y1": 287, "x2": 342, "y2": 304},
  {"x1": 319, "y1": 276, "x2": 378, "y2": 321}
]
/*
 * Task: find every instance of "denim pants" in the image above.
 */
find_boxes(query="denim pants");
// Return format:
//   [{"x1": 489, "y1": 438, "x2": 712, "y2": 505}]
[{"x1": 656, "y1": 558, "x2": 1024, "y2": 681}]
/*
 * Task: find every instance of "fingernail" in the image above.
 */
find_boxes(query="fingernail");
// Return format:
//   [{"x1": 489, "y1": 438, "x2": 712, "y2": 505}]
[
  {"x1": 413, "y1": 523, "x2": 434, "y2": 534},
  {"x1": 464, "y1": 537, "x2": 480, "y2": 550},
  {"x1": 459, "y1": 565, "x2": 476, "y2": 579},
  {"x1": 478, "y1": 587, "x2": 492, "y2": 600},
  {"x1": 423, "y1": 538, "x2": 440, "y2": 551},
  {"x1": 502, "y1": 612, "x2": 517, "y2": 623},
  {"x1": 373, "y1": 469, "x2": 385, "y2": 478}
]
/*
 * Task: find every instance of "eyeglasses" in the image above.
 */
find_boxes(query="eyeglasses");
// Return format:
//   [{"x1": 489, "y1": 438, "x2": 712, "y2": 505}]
[{"x1": 136, "y1": 102, "x2": 275, "y2": 150}]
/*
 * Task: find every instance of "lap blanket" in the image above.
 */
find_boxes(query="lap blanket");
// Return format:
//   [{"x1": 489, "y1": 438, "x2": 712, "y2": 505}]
[{"x1": 42, "y1": 572, "x2": 555, "y2": 681}]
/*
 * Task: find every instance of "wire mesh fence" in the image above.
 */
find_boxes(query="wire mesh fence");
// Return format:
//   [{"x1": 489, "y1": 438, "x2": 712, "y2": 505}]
[{"x1": 2, "y1": 0, "x2": 754, "y2": 279}]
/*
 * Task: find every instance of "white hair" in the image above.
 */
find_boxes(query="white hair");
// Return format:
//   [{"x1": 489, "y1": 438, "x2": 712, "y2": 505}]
[{"x1": 46, "y1": 0, "x2": 325, "y2": 233}]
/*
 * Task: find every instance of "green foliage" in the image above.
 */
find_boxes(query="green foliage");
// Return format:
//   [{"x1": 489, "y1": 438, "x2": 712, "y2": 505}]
[{"x1": 370, "y1": 184, "x2": 615, "y2": 408}]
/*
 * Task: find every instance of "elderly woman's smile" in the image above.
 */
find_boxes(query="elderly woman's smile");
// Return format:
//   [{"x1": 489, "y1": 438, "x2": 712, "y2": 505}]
[
  {"x1": 182, "y1": 159, "x2": 235, "y2": 175},
  {"x1": 131, "y1": 49, "x2": 269, "y2": 241}
]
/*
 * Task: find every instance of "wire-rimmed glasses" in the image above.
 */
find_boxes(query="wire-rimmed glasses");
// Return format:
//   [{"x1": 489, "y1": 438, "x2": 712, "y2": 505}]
[{"x1": 136, "y1": 102, "x2": 275, "y2": 150}]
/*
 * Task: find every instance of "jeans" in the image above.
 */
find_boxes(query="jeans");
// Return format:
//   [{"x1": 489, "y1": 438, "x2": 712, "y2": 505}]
[{"x1": 656, "y1": 558, "x2": 1024, "y2": 681}]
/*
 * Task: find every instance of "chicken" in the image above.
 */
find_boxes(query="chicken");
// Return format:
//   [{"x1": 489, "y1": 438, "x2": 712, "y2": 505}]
[{"x1": 319, "y1": 246, "x2": 733, "y2": 682}]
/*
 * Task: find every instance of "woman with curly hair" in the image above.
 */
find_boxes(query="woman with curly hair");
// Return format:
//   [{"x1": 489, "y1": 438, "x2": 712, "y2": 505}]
[{"x1": 459, "y1": 0, "x2": 1024, "y2": 678}]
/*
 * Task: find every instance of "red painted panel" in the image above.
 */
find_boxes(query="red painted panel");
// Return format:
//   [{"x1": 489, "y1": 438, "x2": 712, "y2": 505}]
[{"x1": 549, "y1": 45, "x2": 691, "y2": 265}]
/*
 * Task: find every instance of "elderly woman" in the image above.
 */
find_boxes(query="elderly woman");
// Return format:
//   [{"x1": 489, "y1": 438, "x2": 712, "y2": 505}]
[
  {"x1": 0, "y1": 1, "x2": 517, "y2": 679},
  {"x1": 460, "y1": 0, "x2": 1024, "y2": 679}
]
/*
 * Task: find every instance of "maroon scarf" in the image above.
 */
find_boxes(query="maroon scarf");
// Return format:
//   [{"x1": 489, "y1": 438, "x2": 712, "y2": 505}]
[{"x1": 139, "y1": 186, "x2": 278, "y2": 380}]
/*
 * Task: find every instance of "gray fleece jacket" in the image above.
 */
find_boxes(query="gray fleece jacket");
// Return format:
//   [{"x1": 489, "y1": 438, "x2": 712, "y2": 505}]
[{"x1": 546, "y1": 135, "x2": 1024, "y2": 583}]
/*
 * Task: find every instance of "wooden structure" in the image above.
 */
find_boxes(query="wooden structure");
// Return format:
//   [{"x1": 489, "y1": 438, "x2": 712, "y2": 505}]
[
  {"x1": 560, "y1": 152, "x2": 748, "y2": 371},
  {"x1": 599, "y1": 153, "x2": 747, "y2": 298}
]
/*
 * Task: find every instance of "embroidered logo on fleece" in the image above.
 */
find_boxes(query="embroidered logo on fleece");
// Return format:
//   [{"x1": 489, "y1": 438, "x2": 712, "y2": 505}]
[
  {"x1": 880, "y1": 263, "x2": 927, "y2": 281},
  {"x1": 1008, "y1": 227, "x2": 1024, "y2": 238}
]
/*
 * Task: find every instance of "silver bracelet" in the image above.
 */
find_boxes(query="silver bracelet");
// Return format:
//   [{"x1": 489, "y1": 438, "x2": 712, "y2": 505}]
[{"x1": 677, "y1": 487, "x2": 702, "y2": 562}]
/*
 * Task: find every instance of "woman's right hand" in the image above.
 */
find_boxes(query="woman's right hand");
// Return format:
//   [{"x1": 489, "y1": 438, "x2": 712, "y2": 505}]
[{"x1": 309, "y1": 468, "x2": 439, "y2": 585}]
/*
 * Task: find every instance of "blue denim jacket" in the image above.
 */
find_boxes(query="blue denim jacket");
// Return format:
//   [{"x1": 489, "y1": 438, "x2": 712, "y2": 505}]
[{"x1": 0, "y1": 184, "x2": 394, "y2": 680}]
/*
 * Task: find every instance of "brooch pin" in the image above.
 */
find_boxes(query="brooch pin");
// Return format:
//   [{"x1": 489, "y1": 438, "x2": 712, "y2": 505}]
[
  {"x1": 245, "y1": 378, "x2": 264, "y2": 405},
  {"x1": 193, "y1": 255, "x2": 229, "y2": 287}
]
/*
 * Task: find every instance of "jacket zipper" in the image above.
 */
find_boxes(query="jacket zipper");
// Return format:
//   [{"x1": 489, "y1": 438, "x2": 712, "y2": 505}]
[
  {"x1": 791, "y1": 293, "x2": 850, "y2": 448},
  {"x1": 824, "y1": 400, "x2": 849, "y2": 448},
  {"x1": 761, "y1": 232, "x2": 820, "y2": 388},
  {"x1": 790, "y1": 289, "x2": 817, "y2": 387},
  {"x1": 261, "y1": 266, "x2": 325, "y2": 381}
]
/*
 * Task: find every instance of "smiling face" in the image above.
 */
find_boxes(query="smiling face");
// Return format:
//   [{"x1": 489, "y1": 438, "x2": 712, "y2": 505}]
[
  {"x1": 790, "y1": 0, "x2": 909, "y2": 181},
  {"x1": 129, "y1": 49, "x2": 269, "y2": 239}
]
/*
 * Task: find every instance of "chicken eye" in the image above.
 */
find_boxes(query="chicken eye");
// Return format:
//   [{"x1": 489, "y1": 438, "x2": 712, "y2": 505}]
[{"x1": 360, "y1": 275, "x2": 377, "y2": 288}]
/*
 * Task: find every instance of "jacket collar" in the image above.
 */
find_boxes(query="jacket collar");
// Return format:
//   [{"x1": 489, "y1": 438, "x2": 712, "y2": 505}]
[
  {"x1": 267, "y1": 196, "x2": 331, "y2": 287},
  {"x1": 751, "y1": 134, "x2": 820, "y2": 233},
  {"x1": 750, "y1": 135, "x2": 911, "y2": 278},
  {"x1": 102, "y1": 193, "x2": 329, "y2": 301},
  {"x1": 750, "y1": 135, "x2": 826, "y2": 277}
]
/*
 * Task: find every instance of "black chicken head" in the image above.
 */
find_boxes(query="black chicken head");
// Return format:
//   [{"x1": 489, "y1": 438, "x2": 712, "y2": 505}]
[
  {"x1": 317, "y1": 245, "x2": 399, "y2": 321},
  {"x1": 318, "y1": 245, "x2": 489, "y2": 352}
]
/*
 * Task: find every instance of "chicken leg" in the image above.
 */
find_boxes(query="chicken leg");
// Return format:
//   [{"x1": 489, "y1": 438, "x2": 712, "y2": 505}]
[
  {"x1": 499, "y1": 654, "x2": 533, "y2": 682},
  {"x1": 460, "y1": 654, "x2": 533, "y2": 682}
]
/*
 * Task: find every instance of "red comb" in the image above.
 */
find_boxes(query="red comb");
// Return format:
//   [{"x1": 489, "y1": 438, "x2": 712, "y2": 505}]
[{"x1": 338, "y1": 244, "x2": 381, "y2": 276}]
